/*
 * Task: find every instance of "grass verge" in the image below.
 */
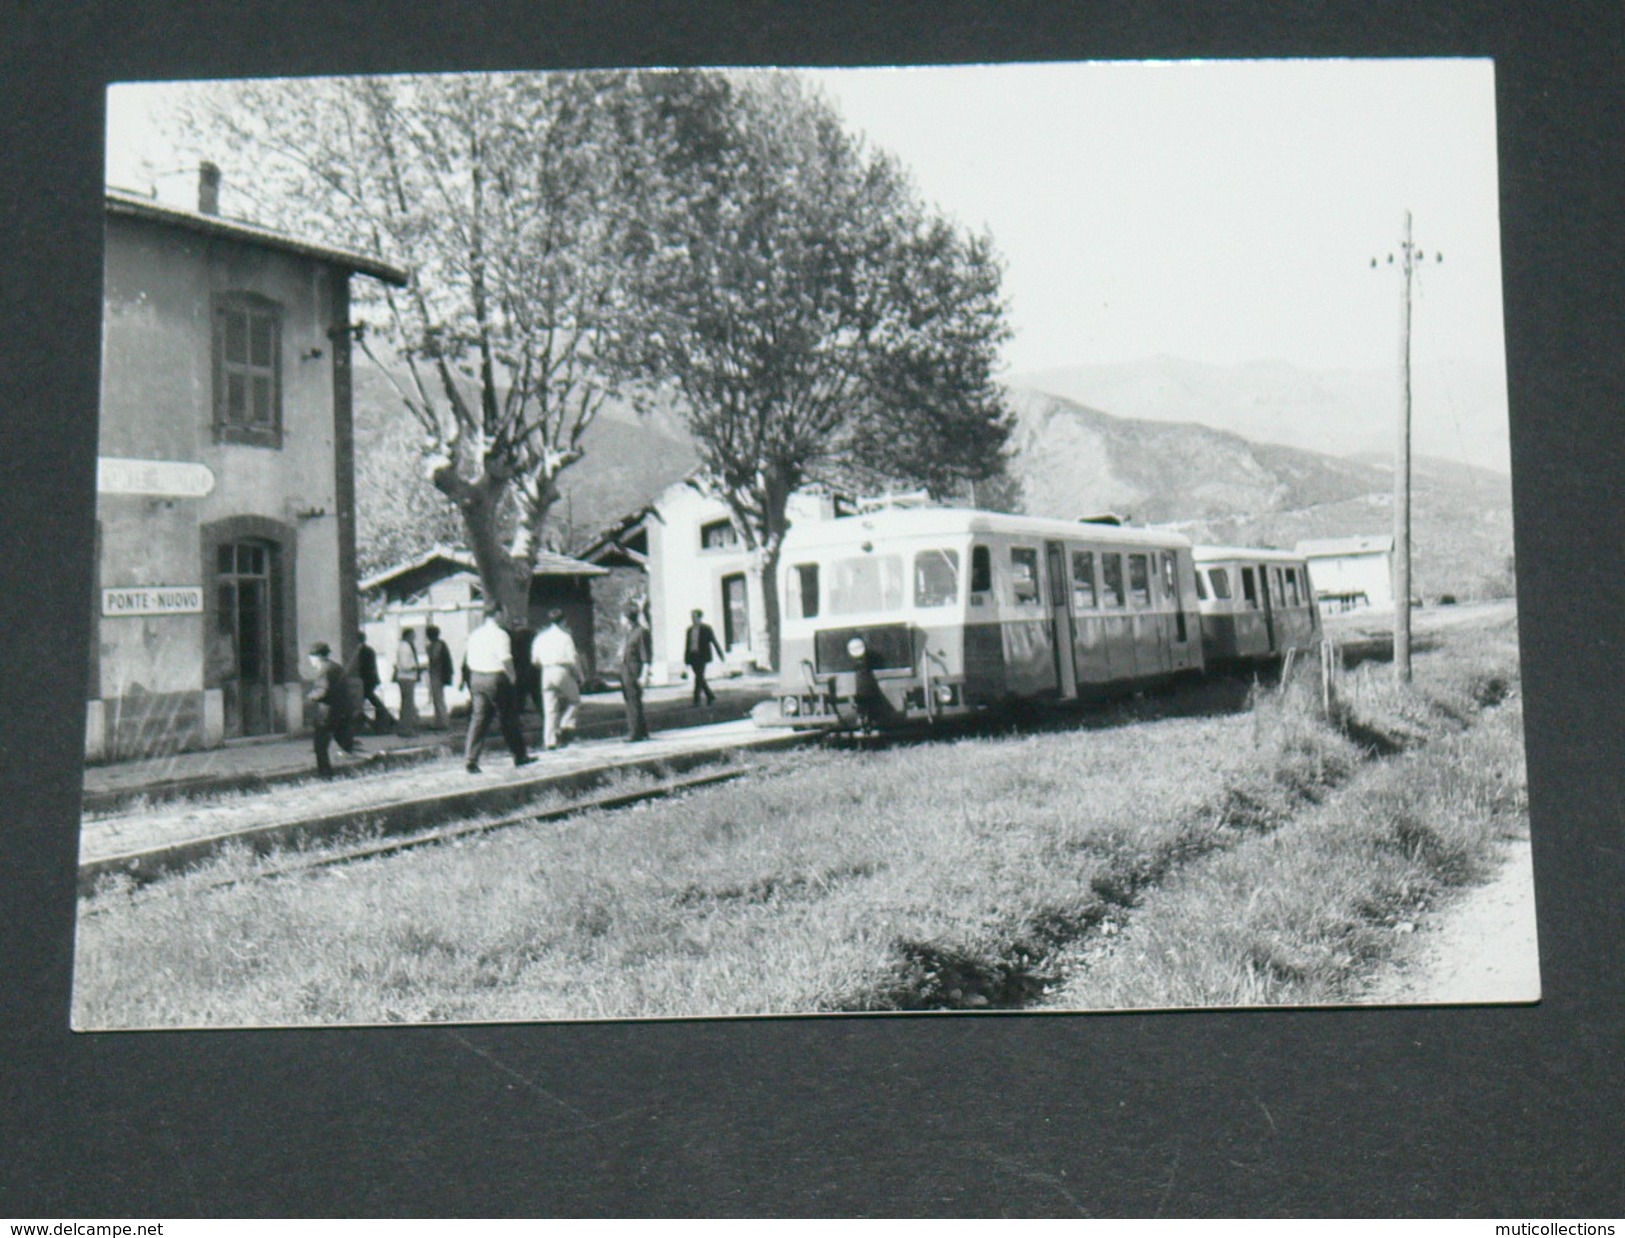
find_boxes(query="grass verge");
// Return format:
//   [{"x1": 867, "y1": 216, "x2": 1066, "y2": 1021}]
[{"x1": 72, "y1": 615, "x2": 1524, "y2": 1026}]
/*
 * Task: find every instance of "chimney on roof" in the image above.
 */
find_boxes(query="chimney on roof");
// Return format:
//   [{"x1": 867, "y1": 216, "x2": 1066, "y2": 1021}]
[{"x1": 198, "y1": 162, "x2": 221, "y2": 215}]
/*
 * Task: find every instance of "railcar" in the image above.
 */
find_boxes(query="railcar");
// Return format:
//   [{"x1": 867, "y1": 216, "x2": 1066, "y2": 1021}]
[
  {"x1": 1191, "y1": 546, "x2": 1320, "y2": 664},
  {"x1": 761, "y1": 508, "x2": 1205, "y2": 731}
]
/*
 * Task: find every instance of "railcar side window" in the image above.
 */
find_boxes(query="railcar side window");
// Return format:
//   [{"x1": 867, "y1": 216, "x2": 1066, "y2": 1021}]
[
  {"x1": 1128, "y1": 554, "x2": 1152, "y2": 607},
  {"x1": 1271, "y1": 567, "x2": 1286, "y2": 607},
  {"x1": 1071, "y1": 550, "x2": 1097, "y2": 609},
  {"x1": 1208, "y1": 567, "x2": 1232, "y2": 599},
  {"x1": 1161, "y1": 553, "x2": 1177, "y2": 599},
  {"x1": 1241, "y1": 567, "x2": 1258, "y2": 608},
  {"x1": 787, "y1": 563, "x2": 820, "y2": 619},
  {"x1": 913, "y1": 549, "x2": 960, "y2": 607},
  {"x1": 1285, "y1": 567, "x2": 1301, "y2": 606},
  {"x1": 827, "y1": 554, "x2": 904, "y2": 615},
  {"x1": 1101, "y1": 553, "x2": 1126, "y2": 608},
  {"x1": 1010, "y1": 548, "x2": 1041, "y2": 606}
]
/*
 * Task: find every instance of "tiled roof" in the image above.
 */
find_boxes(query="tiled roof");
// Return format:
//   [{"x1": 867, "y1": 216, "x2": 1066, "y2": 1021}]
[{"x1": 106, "y1": 188, "x2": 410, "y2": 286}]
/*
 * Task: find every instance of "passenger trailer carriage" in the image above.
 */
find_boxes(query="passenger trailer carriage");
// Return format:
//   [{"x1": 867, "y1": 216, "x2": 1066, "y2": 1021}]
[
  {"x1": 763, "y1": 508, "x2": 1206, "y2": 731},
  {"x1": 1191, "y1": 546, "x2": 1321, "y2": 665}
]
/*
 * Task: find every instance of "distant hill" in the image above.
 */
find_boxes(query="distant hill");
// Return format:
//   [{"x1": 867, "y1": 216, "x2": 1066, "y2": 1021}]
[
  {"x1": 1003, "y1": 387, "x2": 1515, "y2": 601},
  {"x1": 1011, "y1": 355, "x2": 1511, "y2": 476},
  {"x1": 350, "y1": 359, "x2": 1515, "y2": 602}
]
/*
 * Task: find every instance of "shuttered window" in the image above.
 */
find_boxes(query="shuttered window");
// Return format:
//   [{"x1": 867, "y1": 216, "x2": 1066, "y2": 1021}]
[{"x1": 213, "y1": 294, "x2": 282, "y2": 447}]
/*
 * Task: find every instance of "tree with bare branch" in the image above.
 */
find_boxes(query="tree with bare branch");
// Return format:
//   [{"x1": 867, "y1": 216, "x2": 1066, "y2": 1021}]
[{"x1": 169, "y1": 72, "x2": 672, "y2": 615}]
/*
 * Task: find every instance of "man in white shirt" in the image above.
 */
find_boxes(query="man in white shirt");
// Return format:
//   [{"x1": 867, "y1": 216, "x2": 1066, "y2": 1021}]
[
  {"x1": 529, "y1": 608, "x2": 584, "y2": 751},
  {"x1": 462, "y1": 605, "x2": 532, "y2": 773}
]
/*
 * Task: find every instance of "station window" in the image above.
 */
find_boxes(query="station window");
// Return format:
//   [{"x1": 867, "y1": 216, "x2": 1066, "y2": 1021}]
[
  {"x1": 1101, "y1": 553, "x2": 1126, "y2": 608},
  {"x1": 1208, "y1": 567, "x2": 1232, "y2": 600},
  {"x1": 1128, "y1": 554, "x2": 1152, "y2": 607},
  {"x1": 1010, "y1": 547, "x2": 1041, "y2": 605},
  {"x1": 1071, "y1": 550, "x2": 1097, "y2": 609},
  {"x1": 913, "y1": 548, "x2": 960, "y2": 608},
  {"x1": 1241, "y1": 566, "x2": 1258, "y2": 608},
  {"x1": 213, "y1": 294, "x2": 282, "y2": 447},
  {"x1": 787, "y1": 563, "x2": 820, "y2": 618},
  {"x1": 970, "y1": 545, "x2": 992, "y2": 594},
  {"x1": 699, "y1": 519, "x2": 739, "y2": 551}
]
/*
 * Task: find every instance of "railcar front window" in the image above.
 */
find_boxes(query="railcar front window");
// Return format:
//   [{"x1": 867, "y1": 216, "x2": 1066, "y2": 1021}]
[
  {"x1": 1193, "y1": 569, "x2": 1208, "y2": 601},
  {"x1": 1128, "y1": 554, "x2": 1152, "y2": 607},
  {"x1": 913, "y1": 548, "x2": 960, "y2": 608},
  {"x1": 1102, "y1": 553, "x2": 1126, "y2": 608},
  {"x1": 1241, "y1": 567, "x2": 1258, "y2": 608},
  {"x1": 787, "y1": 563, "x2": 820, "y2": 619},
  {"x1": 1072, "y1": 550, "x2": 1097, "y2": 609},
  {"x1": 1208, "y1": 567, "x2": 1232, "y2": 600},
  {"x1": 1286, "y1": 567, "x2": 1301, "y2": 607},
  {"x1": 1010, "y1": 548, "x2": 1041, "y2": 606},
  {"x1": 827, "y1": 554, "x2": 905, "y2": 615}
]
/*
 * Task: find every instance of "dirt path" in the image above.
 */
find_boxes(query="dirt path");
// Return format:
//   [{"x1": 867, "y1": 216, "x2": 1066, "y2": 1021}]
[{"x1": 1360, "y1": 835, "x2": 1540, "y2": 1005}]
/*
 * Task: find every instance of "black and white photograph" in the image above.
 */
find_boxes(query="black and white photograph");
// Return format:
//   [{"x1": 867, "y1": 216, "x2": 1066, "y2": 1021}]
[{"x1": 75, "y1": 58, "x2": 1534, "y2": 1031}]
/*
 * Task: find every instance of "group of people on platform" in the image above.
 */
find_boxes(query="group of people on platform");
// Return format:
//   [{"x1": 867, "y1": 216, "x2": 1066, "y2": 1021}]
[{"x1": 302, "y1": 604, "x2": 727, "y2": 779}]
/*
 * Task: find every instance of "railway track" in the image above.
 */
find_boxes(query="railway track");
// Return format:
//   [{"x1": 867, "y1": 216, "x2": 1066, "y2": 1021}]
[{"x1": 80, "y1": 763, "x2": 755, "y2": 910}]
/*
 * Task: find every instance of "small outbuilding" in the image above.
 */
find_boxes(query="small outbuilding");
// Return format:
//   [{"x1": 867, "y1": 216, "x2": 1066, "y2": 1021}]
[
  {"x1": 360, "y1": 545, "x2": 607, "y2": 680},
  {"x1": 1295, "y1": 534, "x2": 1395, "y2": 614}
]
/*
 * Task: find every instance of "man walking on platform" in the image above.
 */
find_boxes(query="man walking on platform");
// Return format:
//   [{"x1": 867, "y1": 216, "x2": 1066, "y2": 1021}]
[
  {"x1": 618, "y1": 606, "x2": 652, "y2": 743},
  {"x1": 306, "y1": 641, "x2": 360, "y2": 777},
  {"x1": 353, "y1": 631, "x2": 393, "y2": 734},
  {"x1": 530, "y1": 609, "x2": 584, "y2": 750},
  {"x1": 462, "y1": 605, "x2": 532, "y2": 774},
  {"x1": 684, "y1": 609, "x2": 725, "y2": 706}
]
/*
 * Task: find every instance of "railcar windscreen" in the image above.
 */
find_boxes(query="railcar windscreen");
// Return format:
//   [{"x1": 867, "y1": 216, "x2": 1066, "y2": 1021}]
[{"x1": 827, "y1": 553, "x2": 905, "y2": 615}]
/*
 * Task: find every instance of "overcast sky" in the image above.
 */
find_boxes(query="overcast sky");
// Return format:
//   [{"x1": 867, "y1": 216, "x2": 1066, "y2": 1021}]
[
  {"x1": 803, "y1": 59, "x2": 1504, "y2": 378},
  {"x1": 107, "y1": 58, "x2": 1507, "y2": 438}
]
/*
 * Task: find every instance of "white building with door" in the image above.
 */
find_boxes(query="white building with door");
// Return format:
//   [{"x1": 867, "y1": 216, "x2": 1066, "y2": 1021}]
[{"x1": 583, "y1": 480, "x2": 844, "y2": 682}]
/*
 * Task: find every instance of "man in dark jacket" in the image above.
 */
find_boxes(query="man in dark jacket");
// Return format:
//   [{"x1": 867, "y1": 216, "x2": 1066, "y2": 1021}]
[
  {"x1": 424, "y1": 624, "x2": 453, "y2": 729},
  {"x1": 352, "y1": 631, "x2": 393, "y2": 733},
  {"x1": 306, "y1": 641, "x2": 361, "y2": 776},
  {"x1": 618, "y1": 606, "x2": 652, "y2": 742},
  {"x1": 683, "y1": 608, "x2": 726, "y2": 706}
]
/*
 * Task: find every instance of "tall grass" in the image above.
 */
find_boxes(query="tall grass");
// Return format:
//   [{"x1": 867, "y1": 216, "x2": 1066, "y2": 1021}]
[{"x1": 73, "y1": 616, "x2": 1525, "y2": 1027}]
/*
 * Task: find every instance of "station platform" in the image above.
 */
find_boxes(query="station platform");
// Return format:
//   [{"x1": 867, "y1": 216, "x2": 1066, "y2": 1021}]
[{"x1": 81, "y1": 675, "x2": 777, "y2": 815}]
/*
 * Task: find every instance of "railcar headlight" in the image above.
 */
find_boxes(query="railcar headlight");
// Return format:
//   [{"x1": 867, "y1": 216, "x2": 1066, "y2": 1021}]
[
  {"x1": 846, "y1": 636, "x2": 867, "y2": 659},
  {"x1": 934, "y1": 683, "x2": 956, "y2": 704},
  {"x1": 782, "y1": 696, "x2": 800, "y2": 716}
]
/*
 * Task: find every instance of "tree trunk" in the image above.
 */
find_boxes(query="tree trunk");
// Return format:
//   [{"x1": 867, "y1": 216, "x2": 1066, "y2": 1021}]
[
  {"x1": 449, "y1": 473, "x2": 529, "y2": 620},
  {"x1": 747, "y1": 534, "x2": 785, "y2": 673}
]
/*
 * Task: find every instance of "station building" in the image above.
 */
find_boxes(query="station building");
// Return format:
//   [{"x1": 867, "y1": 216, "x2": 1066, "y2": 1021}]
[{"x1": 89, "y1": 171, "x2": 408, "y2": 761}]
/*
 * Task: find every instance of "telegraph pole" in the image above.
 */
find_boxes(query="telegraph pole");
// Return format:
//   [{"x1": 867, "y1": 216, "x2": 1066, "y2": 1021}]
[{"x1": 1373, "y1": 212, "x2": 1441, "y2": 684}]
